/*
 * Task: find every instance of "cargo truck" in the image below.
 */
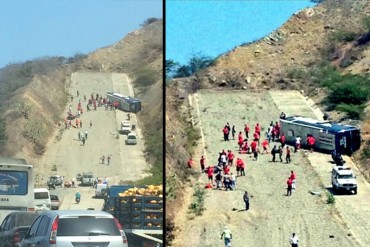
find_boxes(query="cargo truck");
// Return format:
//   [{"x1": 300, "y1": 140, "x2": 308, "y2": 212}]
[{"x1": 103, "y1": 185, "x2": 163, "y2": 247}]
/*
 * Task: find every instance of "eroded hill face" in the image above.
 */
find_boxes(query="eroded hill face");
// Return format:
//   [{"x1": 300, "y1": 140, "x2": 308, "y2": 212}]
[
  {"x1": 1, "y1": 20, "x2": 163, "y2": 171},
  {"x1": 190, "y1": 1, "x2": 367, "y2": 89}
]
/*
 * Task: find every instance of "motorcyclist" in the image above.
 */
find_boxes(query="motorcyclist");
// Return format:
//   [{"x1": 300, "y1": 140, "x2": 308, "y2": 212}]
[
  {"x1": 75, "y1": 191, "x2": 81, "y2": 203},
  {"x1": 48, "y1": 179, "x2": 56, "y2": 190}
]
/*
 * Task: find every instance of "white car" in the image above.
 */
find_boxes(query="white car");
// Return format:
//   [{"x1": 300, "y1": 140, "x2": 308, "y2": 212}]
[
  {"x1": 121, "y1": 121, "x2": 131, "y2": 134},
  {"x1": 125, "y1": 133, "x2": 137, "y2": 145},
  {"x1": 20, "y1": 210, "x2": 128, "y2": 247},
  {"x1": 331, "y1": 166, "x2": 357, "y2": 194}
]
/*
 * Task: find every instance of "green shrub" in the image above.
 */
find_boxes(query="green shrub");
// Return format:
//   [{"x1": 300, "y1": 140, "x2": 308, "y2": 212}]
[
  {"x1": 133, "y1": 68, "x2": 158, "y2": 87},
  {"x1": 165, "y1": 174, "x2": 177, "y2": 201},
  {"x1": 327, "y1": 192, "x2": 335, "y2": 204},
  {"x1": 185, "y1": 126, "x2": 201, "y2": 154},
  {"x1": 362, "y1": 16, "x2": 370, "y2": 30},
  {"x1": 326, "y1": 75, "x2": 370, "y2": 105},
  {"x1": 335, "y1": 103, "x2": 365, "y2": 120},
  {"x1": 361, "y1": 139, "x2": 370, "y2": 160},
  {"x1": 286, "y1": 67, "x2": 308, "y2": 79},
  {"x1": 189, "y1": 185, "x2": 206, "y2": 216},
  {"x1": 329, "y1": 30, "x2": 358, "y2": 42}
]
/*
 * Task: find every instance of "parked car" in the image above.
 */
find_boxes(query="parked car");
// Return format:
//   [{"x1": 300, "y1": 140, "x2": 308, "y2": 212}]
[
  {"x1": 50, "y1": 195, "x2": 60, "y2": 210},
  {"x1": 48, "y1": 175, "x2": 63, "y2": 187},
  {"x1": 20, "y1": 210, "x2": 128, "y2": 247},
  {"x1": 125, "y1": 132, "x2": 137, "y2": 145},
  {"x1": 0, "y1": 212, "x2": 38, "y2": 247}
]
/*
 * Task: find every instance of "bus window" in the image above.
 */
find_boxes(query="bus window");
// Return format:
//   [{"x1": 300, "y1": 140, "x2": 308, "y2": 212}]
[
  {"x1": 0, "y1": 171, "x2": 28, "y2": 195},
  {"x1": 287, "y1": 130, "x2": 294, "y2": 137}
]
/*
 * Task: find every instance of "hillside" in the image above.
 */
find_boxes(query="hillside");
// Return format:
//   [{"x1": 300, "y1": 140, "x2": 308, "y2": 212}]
[
  {"x1": 0, "y1": 19, "x2": 163, "y2": 182},
  {"x1": 166, "y1": 0, "x2": 370, "y2": 245}
]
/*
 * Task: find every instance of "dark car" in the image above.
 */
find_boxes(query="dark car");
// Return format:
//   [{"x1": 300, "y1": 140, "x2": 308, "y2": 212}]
[
  {"x1": 48, "y1": 175, "x2": 63, "y2": 187},
  {"x1": 50, "y1": 194, "x2": 60, "y2": 210},
  {"x1": 20, "y1": 210, "x2": 128, "y2": 247},
  {"x1": 0, "y1": 212, "x2": 39, "y2": 247}
]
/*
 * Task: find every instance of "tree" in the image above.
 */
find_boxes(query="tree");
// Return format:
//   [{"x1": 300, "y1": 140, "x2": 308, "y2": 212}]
[
  {"x1": 174, "y1": 65, "x2": 192, "y2": 78},
  {"x1": 172, "y1": 54, "x2": 215, "y2": 78},
  {"x1": 141, "y1": 17, "x2": 159, "y2": 26},
  {"x1": 166, "y1": 60, "x2": 180, "y2": 79}
]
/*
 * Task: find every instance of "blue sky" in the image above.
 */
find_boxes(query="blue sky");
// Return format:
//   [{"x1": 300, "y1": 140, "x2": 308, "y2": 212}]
[
  {"x1": 0, "y1": 0, "x2": 162, "y2": 68},
  {"x1": 166, "y1": 0, "x2": 315, "y2": 65}
]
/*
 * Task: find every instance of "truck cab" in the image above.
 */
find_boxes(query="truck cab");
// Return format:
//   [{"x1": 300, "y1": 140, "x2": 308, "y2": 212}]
[{"x1": 331, "y1": 166, "x2": 357, "y2": 194}]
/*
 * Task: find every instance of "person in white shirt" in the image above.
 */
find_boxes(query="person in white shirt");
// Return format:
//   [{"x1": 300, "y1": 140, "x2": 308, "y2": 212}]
[
  {"x1": 295, "y1": 136, "x2": 301, "y2": 152},
  {"x1": 221, "y1": 226, "x2": 232, "y2": 247},
  {"x1": 289, "y1": 233, "x2": 299, "y2": 247}
]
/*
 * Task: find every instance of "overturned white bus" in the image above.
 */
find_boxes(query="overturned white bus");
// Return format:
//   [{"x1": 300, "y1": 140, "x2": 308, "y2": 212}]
[
  {"x1": 280, "y1": 116, "x2": 361, "y2": 155},
  {"x1": 107, "y1": 92, "x2": 141, "y2": 113}
]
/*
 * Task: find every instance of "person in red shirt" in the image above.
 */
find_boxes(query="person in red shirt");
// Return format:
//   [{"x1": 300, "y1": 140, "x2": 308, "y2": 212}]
[
  {"x1": 187, "y1": 158, "x2": 193, "y2": 168},
  {"x1": 255, "y1": 123, "x2": 261, "y2": 136},
  {"x1": 280, "y1": 134, "x2": 286, "y2": 148},
  {"x1": 241, "y1": 142, "x2": 249, "y2": 154},
  {"x1": 287, "y1": 177, "x2": 293, "y2": 196},
  {"x1": 207, "y1": 166, "x2": 214, "y2": 184},
  {"x1": 224, "y1": 165, "x2": 230, "y2": 175},
  {"x1": 240, "y1": 158, "x2": 245, "y2": 176},
  {"x1": 236, "y1": 158, "x2": 242, "y2": 176},
  {"x1": 244, "y1": 124, "x2": 250, "y2": 139},
  {"x1": 262, "y1": 139, "x2": 269, "y2": 154},
  {"x1": 227, "y1": 151, "x2": 235, "y2": 166},
  {"x1": 307, "y1": 135, "x2": 315, "y2": 152},
  {"x1": 223, "y1": 126, "x2": 229, "y2": 141},
  {"x1": 238, "y1": 137, "x2": 244, "y2": 150},
  {"x1": 200, "y1": 156, "x2": 205, "y2": 171},
  {"x1": 236, "y1": 158, "x2": 245, "y2": 176},
  {"x1": 275, "y1": 122, "x2": 280, "y2": 138},
  {"x1": 290, "y1": 171, "x2": 296, "y2": 189},
  {"x1": 250, "y1": 140, "x2": 258, "y2": 153},
  {"x1": 238, "y1": 131, "x2": 243, "y2": 141}
]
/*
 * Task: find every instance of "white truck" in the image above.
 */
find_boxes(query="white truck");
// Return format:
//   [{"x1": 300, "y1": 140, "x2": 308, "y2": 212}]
[
  {"x1": 81, "y1": 172, "x2": 94, "y2": 186},
  {"x1": 95, "y1": 183, "x2": 108, "y2": 198},
  {"x1": 121, "y1": 121, "x2": 131, "y2": 135},
  {"x1": 331, "y1": 166, "x2": 358, "y2": 194}
]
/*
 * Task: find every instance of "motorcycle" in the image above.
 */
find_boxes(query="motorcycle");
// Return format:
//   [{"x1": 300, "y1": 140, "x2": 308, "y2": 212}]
[
  {"x1": 75, "y1": 197, "x2": 80, "y2": 204},
  {"x1": 47, "y1": 182, "x2": 56, "y2": 190}
]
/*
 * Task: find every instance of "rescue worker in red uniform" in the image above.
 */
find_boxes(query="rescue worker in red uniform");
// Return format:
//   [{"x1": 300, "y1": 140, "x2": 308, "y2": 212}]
[
  {"x1": 262, "y1": 139, "x2": 269, "y2": 154},
  {"x1": 200, "y1": 156, "x2": 205, "y2": 171},
  {"x1": 244, "y1": 124, "x2": 250, "y2": 139},
  {"x1": 187, "y1": 158, "x2": 193, "y2": 168}
]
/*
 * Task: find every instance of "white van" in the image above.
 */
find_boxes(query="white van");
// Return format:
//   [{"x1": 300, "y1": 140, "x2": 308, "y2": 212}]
[{"x1": 34, "y1": 188, "x2": 51, "y2": 210}]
